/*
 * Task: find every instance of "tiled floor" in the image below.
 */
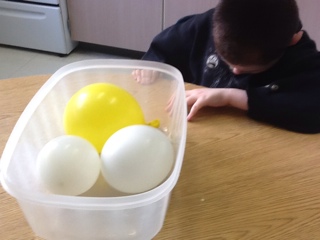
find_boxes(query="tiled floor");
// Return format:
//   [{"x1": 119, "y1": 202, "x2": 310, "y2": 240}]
[{"x1": 0, "y1": 43, "x2": 143, "y2": 80}]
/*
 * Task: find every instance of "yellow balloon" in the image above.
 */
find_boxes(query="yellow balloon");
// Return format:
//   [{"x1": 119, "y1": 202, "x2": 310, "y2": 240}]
[{"x1": 63, "y1": 83, "x2": 145, "y2": 153}]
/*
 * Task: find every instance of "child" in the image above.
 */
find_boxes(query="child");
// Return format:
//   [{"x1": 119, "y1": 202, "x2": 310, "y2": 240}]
[{"x1": 133, "y1": 0, "x2": 320, "y2": 133}]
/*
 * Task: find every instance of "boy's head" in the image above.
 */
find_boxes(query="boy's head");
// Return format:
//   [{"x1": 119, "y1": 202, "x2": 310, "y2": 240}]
[{"x1": 213, "y1": 0, "x2": 300, "y2": 73}]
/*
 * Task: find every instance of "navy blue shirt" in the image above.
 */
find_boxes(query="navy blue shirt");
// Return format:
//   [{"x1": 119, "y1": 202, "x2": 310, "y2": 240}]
[{"x1": 142, "y1": 9, "x2": 320, "y2": 133}]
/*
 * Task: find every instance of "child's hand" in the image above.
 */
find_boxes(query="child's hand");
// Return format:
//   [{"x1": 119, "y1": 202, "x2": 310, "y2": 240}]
[
  {"x1": 186, "y1": 88, "x2": 248, "y2": 121},
  {"x1": 132, "y1": 69, "x2": 159, "y2": 84},
  {"x1": 186, "y1": 88, "x2": 228, "y2": 120}
]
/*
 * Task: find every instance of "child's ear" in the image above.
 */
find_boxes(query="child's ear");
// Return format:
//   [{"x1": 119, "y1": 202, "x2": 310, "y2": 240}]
[{"x1": 289, "y1": 31, "x2": 303, "y2": 46}]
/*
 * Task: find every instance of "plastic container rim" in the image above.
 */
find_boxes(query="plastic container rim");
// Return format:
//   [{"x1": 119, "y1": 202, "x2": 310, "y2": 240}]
[{"x1": 0, "y1": 59, "x2": 187, "y2": 210}]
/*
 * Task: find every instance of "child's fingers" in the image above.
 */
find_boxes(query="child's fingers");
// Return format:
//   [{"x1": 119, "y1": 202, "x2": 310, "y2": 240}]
[
  {"x1": 133, "y1": 70, "x2": 158, "y2": 84},
  {"x1": 132, "y1": 69, "x2": 141, "y2": 81},
  {"x1": 187, "y1": 102, "x2": 201, "y2": 121},
  {"x1": 165, "y1": 93, "x2": 176, "y2": 113},
  {"x1": 186, "y1": 97, "x2": 205, "y2": 121}
]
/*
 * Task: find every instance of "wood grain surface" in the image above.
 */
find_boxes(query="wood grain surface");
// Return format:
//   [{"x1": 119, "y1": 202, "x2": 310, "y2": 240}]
[{"x1": 1, "y1": 75, "x2": 320, "y2": 240}]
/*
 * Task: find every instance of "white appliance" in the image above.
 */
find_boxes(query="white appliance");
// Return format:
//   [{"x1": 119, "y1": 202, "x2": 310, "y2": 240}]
[{"x1": 0, "y1": 0, "x2": 77, "y2": 54}]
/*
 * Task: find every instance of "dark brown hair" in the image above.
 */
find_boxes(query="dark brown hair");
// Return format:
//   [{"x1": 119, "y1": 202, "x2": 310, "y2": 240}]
[{"x1": 213, "y1": 0, "x2": 300, "y2": 65}]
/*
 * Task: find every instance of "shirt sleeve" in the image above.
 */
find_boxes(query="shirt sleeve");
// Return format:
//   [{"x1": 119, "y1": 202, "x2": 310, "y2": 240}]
[
  {"x1": 246, "y1": 79, "x2": 320, "y2": 133},
  {"x1": 143, "y1": 15, "x2": 194, "y2": 61},
  {"x1": 142, "y1": 9, "x2": 214, "y2": 83}
]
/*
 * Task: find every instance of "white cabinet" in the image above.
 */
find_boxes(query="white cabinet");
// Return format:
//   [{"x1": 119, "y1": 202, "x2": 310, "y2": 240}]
[
  {"x1": 67, "y1": 0, "x2": 219, "y2": 52},
  {"x1": 67, "y1": 0, "x2": 320, "y2": 51},
  {"x1": 163, "y1": 0, "x2": 219, "y2": 29},
  {"x1": 0, "y1": 0, "x2": 76, "y2": 54},
  {"x1": 296, "y1": 0, "x2": 320, "y2": 48},
  {"x1": 67, "y1": 0, "x2": 162, "y2": 52}
]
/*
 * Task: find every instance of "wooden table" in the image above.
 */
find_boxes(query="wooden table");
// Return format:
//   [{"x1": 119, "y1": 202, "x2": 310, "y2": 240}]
[{"x1": 1, "y1": 75, "x2": 320, "y2": 240}]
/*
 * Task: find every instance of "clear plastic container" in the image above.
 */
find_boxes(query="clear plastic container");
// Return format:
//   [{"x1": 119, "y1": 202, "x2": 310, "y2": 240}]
[{"x1": 0, "y1": 59, "x2": 187, "y2": 240}]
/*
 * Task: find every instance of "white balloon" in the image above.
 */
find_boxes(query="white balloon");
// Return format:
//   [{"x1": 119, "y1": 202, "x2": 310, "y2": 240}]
[
  {"x1": 37, "y1": 135, "x2": 101, "y2": 196},
  {"x1": 101, "y1": 125, "x2": 174, "y2": 194}
]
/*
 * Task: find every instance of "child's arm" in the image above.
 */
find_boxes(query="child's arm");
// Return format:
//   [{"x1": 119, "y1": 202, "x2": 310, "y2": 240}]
[
  {"x1": 186, "y1": 88, "x2": 248, "y2": 121},
  {"x1": 246, "y1": 84, "x2": 320, "y2": 133}
]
